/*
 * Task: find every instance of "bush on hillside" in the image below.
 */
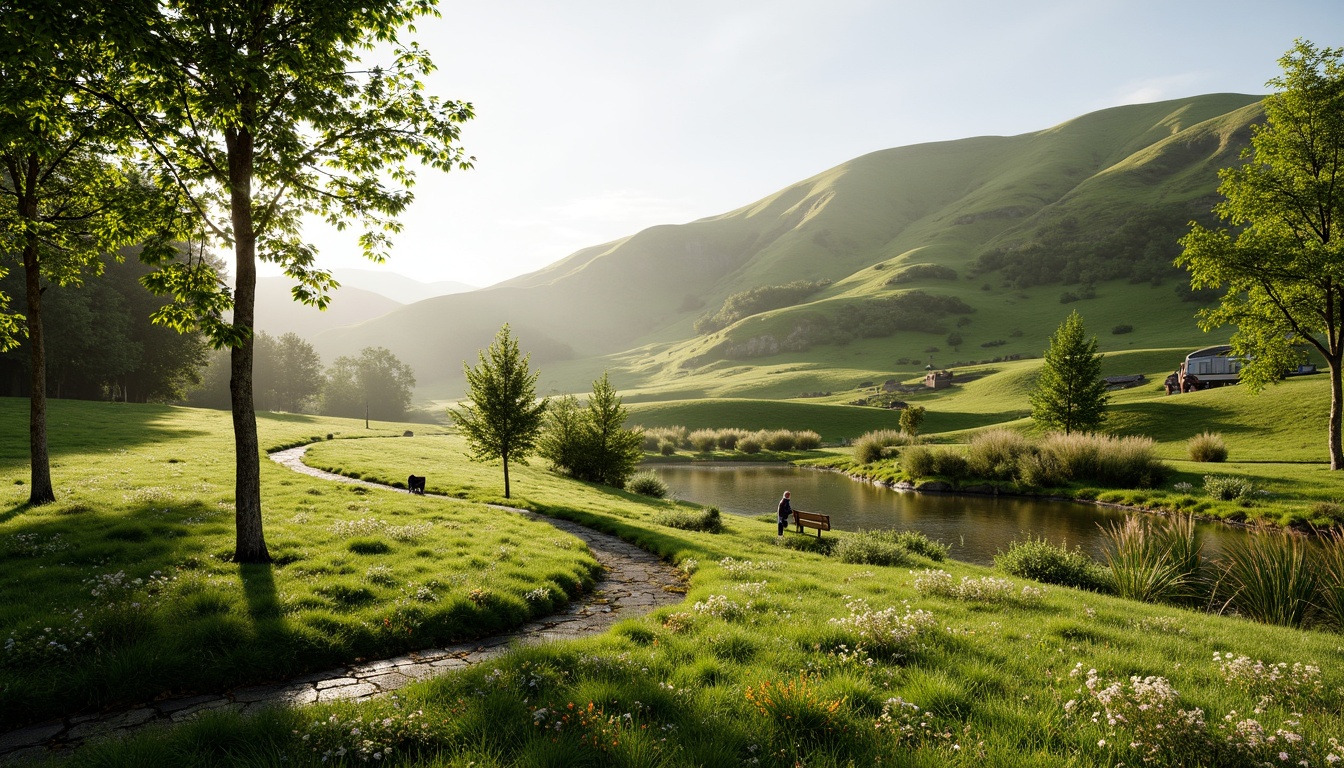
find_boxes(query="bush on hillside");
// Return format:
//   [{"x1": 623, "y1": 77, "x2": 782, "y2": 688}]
[
  {"x1": 1187, "y1": 431, "x2": 1228, "y2": 462},
  {"x1": 994, "y1": 536, "x2": 1109, "y2": 591},
  {"x1": 739, "y1": 437, "x2": 763, "y2": 454},
  {"x1": 627, "y1": 471, "x2": 669, "y2": 498},
  {"x1": 694, "y1": 280, "x2": 831, "y2": 335},
  {"x1": 833, "y1": 530, "x2": 912, "y2": 567},
  {"x1": 885, "y1": 263, "x2": 958, "y2": 285}
]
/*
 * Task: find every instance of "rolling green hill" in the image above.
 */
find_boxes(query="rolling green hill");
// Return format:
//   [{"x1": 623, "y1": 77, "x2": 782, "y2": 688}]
[{"x1": 314, "y1": 93, "x2": 1263, "y2": 398}]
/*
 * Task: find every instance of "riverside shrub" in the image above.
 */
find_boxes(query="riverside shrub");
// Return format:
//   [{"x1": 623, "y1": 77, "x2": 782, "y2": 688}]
[
  {"x1": 966, "y1": 429, "x2": 1032, "y2": 480},
  {"x1": 854, "y1": 429, "x2": 907, "y2": 464},
  {"x1": 995, "y1": 536, "x2": 1109, "y2": 591},
  {"x1": 627, "y1": 471, "x2": 669, "y2": 498}
]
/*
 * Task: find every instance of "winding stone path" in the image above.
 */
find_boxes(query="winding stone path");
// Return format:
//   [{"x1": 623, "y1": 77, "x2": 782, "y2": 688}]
[{"x1": 0, "y1": 445, "x2": 684, "y2": 764}]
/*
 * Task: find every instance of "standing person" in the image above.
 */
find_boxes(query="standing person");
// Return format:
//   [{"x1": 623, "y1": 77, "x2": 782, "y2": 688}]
[{"x1": 777, "y1": 491, "x2": 793, "y2": 536}]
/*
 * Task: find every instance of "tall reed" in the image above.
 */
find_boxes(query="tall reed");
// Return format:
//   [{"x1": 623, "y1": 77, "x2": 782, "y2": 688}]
[
  {"x1": 1101, "y1": 515, "x2": 1202, "y2": 604},
  {"x1": 1316, "y1": 529, "x2": 1344, "y2": 631},
  {"x1": 1219, "y1": 528, "x2": 1317, "y2": 628},
  {"x1": 965, "y1": 429, "x2": 1032, "y2": 480}
]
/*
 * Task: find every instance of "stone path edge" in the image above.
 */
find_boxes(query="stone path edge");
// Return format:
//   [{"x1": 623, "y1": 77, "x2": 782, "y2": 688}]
[{"x1": 0, "y1": 443, "x2": 685, "y2": 764}]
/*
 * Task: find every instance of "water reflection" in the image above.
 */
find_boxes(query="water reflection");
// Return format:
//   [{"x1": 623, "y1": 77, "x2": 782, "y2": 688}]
[{"x1": 651, "y1": 463, "x2": 1243, "y2": 566}]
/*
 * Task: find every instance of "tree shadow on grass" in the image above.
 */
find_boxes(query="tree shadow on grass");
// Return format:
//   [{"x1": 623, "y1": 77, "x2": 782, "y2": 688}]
[
  {"x1": 0, "y1": 501, "x2": 29, "y2": 524},
  {"x1": 240, "y1": 563, "x2": 281, "y2": 621}
]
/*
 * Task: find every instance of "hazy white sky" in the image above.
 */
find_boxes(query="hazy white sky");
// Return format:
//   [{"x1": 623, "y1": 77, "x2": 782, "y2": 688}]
[{"x1": 278, "y1": 0, "x2": 1344, "y2": 289}]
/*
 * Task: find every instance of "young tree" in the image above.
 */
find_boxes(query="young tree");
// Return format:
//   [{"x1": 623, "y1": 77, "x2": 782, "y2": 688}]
[
  {"x1": 580, "y1": 373, "x2": 645, "y2": 487},
  {"x1": 450, "y1": 325, "x2": 548, "y2": 499},
  {"x1": 1, "y1": 4, "x2": 151, "y2": 504},
  {"x1": 1030, "y1": 311, "x2": 1109, "y2": 434},
  {"x1": 538, "y1": 374, "x2": 644, "y2": 488},
  {"x1": 537, "y1": 394, "x2": 587, "y2": 477},
  {"x1": 899, "y1": 404, "x2": 926, "y2": 437},
  {"x1": 1179, "y1": 40, "x2": 1344, "y2": 470},
  {"x1": 97, "y1": 1, "x2": 473, "y2": 561}
]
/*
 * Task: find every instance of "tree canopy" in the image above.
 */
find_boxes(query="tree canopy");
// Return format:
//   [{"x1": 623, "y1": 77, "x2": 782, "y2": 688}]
[
  {"x1": 450, "y1": 325, "x2": 547, "y2": 499},
  {"x1": 321, "y1": 346, "x2": 416, "y2": 422},
  {"x1": 1029, "y1": 310, "x2": 1109, "y2": 435},
  {"x1": 1178, "y1": 40, "x2": 1344, "y2": 469}
]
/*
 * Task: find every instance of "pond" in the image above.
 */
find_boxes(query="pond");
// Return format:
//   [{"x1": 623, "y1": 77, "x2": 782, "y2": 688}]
[{"x1": 649, "y1": 463, "x2": 1247, "y2": 566}]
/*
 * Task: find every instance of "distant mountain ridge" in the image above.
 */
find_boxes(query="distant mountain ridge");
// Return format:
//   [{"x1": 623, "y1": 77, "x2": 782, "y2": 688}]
[{"x1": 312, "y1": 93, "x2": 1264, "y2": 395}]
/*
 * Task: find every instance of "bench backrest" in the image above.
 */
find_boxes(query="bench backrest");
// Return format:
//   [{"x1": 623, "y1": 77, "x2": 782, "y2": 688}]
[{"x1": 794, "y1": 511, "x2": 831, "y2": 526}]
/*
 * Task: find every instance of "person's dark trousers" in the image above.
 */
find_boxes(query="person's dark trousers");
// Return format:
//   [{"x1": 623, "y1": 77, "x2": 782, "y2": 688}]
[{"x1": 777, "y1": 518, "x2": 786, "y2": 536}]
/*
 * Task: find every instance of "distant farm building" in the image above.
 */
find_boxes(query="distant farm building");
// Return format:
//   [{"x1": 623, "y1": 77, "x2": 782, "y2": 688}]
[{"x1": 924, "y1": 370, "x2": 953, "y2": 389}]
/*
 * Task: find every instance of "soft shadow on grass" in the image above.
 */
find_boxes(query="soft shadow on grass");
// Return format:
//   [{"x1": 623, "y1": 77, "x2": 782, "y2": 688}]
[{"x1": 0, "y1": 501, "x2": 28, "y2": 524}]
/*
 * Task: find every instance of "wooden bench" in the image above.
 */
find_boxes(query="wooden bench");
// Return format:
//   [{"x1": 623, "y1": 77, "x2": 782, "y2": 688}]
[{"x1": 792, "y1": 510, "x2": 831, "y2": 537}]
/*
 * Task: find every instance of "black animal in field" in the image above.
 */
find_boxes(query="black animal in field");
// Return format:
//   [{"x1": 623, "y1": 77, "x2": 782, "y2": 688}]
[{"x1": 407, "y1": 475, "x2": 426, "y2": 495}]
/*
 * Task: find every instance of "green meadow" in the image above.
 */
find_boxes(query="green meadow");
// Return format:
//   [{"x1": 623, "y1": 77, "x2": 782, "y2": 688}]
[
  {"x1": 0, "y1": 399, "x2": 600, "y2": 728},
  {"x1": 5, "y1": 397, "x2": 1344, "y2": 766}
]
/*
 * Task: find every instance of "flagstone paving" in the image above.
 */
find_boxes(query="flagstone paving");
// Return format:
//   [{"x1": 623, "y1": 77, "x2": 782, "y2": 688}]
[{"x1": 0, "y1": 444, "x2": 684, "y2": 763}]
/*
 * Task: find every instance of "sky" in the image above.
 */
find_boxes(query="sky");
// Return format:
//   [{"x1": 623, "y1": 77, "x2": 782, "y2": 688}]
[{"x1": 274, "y1": 0, "x2": 1344, "y2": 290}]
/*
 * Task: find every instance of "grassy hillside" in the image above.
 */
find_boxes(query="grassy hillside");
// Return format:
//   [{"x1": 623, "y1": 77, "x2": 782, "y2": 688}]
[{"x1": 314, "y1": 94, "x2": 1263, "y2": 396}]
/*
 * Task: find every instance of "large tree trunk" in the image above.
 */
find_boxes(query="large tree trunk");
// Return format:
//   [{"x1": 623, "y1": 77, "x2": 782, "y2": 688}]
[
  {"x1": 503, "y1": 451, "x2": 511, "y2": 499},
  {"x1": 1330, "y1": 358, "x2": 1344, "y2": 471},
  {"x1": 22, "y1": 190, "x2": 55, "y2": 505},
  {"x1": 226, "y1": 125, "x2": 269, "y2": 563}
]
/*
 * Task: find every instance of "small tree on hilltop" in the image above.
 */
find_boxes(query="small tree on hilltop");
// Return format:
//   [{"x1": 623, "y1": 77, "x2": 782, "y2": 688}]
[
  {"x1": 900, "y1": 404, "x2": 926, "y2": 437},
  {"x1": 450, "y1": 325, "x2": 547, "y2": 499},
  {"x1": 1179, "y1": 40, "x2": 1344, "y2": 470},
  {"x1": 1030, "y1": 311, "x2": 1109, "y2": 434}
]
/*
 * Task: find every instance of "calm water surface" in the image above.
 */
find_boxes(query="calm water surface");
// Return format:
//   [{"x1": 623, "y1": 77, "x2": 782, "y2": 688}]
[{"x1": 651, "y1": 463, "x2": 1244, "y2": 566}]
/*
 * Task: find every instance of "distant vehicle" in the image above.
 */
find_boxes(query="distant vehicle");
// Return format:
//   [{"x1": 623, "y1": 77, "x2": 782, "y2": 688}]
[{"x1": 1177, "y1": 344, "x2": 1317, "y2": 390}]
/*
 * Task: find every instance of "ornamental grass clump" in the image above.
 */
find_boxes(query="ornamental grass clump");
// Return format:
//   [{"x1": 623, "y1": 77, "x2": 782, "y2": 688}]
[
  {"x1": 688, "y1": 429, "x2": 718, "y2": 452},
  {"x1": 1039, "y1": 432, "x2": 1167, "y2": 488},
  {"x1": 761, "y1": 429, "x2": 797, "y2": 451},
  {"x1": 626, "y1": 471, "x2": 669, "y2": 498},
  {"x1": 1318, "y1": 530, "x2": 1344, "y2": 631},
  {"x1": 1219, "y1": 528, "x2": 1317, "y2": 628},
  {"x1": 1187, "y1": 431, "x2": 1229, "y2": 462},
  {"x1": 966, "y1": 429, "x2": 1032, "y2": 480},
  {"x1": 1100, "y1": 515, "x2": 1203, "y2": 605},
  {"x1": 994, "y1": 536, "x2": 1109, "y2": 591},
  {"x1": 854, "y1": 429, "x2": 908, "y2": 464}
]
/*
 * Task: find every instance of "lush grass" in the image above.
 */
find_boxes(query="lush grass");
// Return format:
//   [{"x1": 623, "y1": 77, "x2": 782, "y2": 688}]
[
  {"x1": 59, "y1": 407, "x2": 1344, "y2": 767},
  {"x1": 0, "y1": 399, "x2": 601, "y2": 727}
]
